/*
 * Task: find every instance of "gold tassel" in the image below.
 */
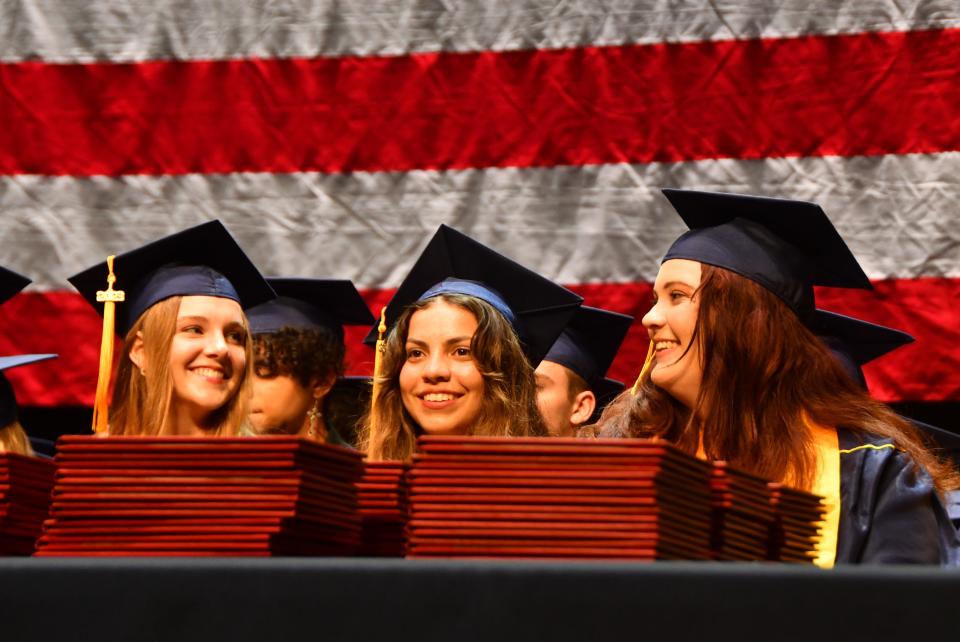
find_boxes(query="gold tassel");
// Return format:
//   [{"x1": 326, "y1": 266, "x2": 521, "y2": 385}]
[
  {"x1": 630, "y1": 340, "x2": 655, "y2": 395},
  {"x1": 365, "y1": 307, "x2": 389, "y2": 455},
  {"x1": 371, "y1": 306, "x2": 388, "y2": 406},
  {"x1": 92, "y1": 255, "x2": 125, "y2": 434}
]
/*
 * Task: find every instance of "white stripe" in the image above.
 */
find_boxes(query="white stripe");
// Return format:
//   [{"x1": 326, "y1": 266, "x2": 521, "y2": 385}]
[
  {"x1": 2, "y1": 0, "x2": 958, "y2": 63},
  {"x1": 1, "y1": 153, "x2": 958, "y2": 291}
]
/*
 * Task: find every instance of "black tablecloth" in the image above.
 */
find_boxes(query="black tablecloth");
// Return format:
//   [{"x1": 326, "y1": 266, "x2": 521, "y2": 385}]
[{"x1": 1, "y1": 558, "x2": 956, "y2": 641}]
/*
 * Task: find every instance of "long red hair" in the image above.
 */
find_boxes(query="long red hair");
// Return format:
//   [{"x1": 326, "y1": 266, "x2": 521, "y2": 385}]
[{"x1": 596, "y1": 264, "x2": 960, "y2": 493}]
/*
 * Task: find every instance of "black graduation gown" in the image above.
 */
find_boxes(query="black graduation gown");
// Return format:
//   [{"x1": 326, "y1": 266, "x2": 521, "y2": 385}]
[{"x1": 836, "y1": 429, "x2": 960, "y2": 565}]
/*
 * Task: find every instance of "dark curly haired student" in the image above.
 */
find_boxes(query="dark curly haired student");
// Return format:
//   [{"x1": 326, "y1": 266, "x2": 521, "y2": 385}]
[{"x1": 245, "y1": 278, "x2": 373, "y2": 445}]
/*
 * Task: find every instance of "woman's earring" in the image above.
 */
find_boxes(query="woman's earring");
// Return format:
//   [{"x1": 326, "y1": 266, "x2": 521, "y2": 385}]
[{"x1": 306, "y1": 399, "x2": 324, "y2": 440}]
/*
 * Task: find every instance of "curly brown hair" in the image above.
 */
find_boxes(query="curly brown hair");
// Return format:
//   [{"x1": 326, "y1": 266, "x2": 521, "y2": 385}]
[
  {"x1": 358, "y1": 293, "x2": 547, "y2": 461},
  {"x1": 253, "y1": 326, "x2": 345, "y2": 387}
]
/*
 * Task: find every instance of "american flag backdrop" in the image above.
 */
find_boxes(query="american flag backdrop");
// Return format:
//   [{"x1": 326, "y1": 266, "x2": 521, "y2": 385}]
[{"x1": 0, "y1": 1, "x2": 959, "y2": 409}]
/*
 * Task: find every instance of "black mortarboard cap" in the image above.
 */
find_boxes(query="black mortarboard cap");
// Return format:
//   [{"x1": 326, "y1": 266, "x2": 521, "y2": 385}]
[
  {"x1": 543, "y1": 306, "x2": 632, "y2": 393},
  {"x1": 593, "y1": 378, "x2": 626, "y2": 408},
  {"x1": 247, "y1": 278, "x2": 375, "y2": 338},
  {"x1": 0, "y1": 266, "x2": 30, "y2": 306},
  {"x1": 809, "y1": 314, "x2": 956, "y2": 464},
  {"x1": 661, "y1": 189, "x2": 871, "y2": 319},
  {"x1": 362, "y1": 225, "x2": 584, "y2": 366},
  {"x1": 812, "y1": 309, "x2": 914, "y2": 383},
  {"x1": 0, "y1": 354, "x2": 57, "y2": 427},
  {"x1": 68, "y1": 220, "x2": 276, "y2": 336}
]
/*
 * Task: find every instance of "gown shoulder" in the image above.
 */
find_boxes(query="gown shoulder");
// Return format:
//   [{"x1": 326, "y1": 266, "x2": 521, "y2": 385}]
[{"x1": 836, "y1": 429, "x2": 959, "y2": 565}]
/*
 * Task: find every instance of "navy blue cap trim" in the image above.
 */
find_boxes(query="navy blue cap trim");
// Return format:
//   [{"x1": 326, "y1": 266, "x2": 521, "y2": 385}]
[
  {"x1": 124, "y1": 264, "x2": 240, "y2": 332},
  {"x1": 417, "y1": 278, "x2": 518, "y2": 325}
]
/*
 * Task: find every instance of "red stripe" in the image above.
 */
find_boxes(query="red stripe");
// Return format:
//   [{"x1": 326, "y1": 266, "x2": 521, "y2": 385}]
[
  {"x1": 2, "y1": 29, "x2": 959, "y2": 176},
  {"x1": 1, "y1": 278, "x2": 957, "y2": 406}
]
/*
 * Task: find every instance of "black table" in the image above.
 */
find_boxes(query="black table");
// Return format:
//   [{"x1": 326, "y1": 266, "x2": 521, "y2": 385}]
[{"x1": 1, "y1": 558, "x2": 956, "y2": 641}]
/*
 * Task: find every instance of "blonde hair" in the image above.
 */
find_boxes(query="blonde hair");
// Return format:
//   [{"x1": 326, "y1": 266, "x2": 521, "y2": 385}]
[
  {"x1": 109, "y1": 296, "x2": 253, "y2": 436},
  {"x1": 0, "y1": 420, "x2": 35, "y2": 456},
  {"x1": 358, "y1": 294, "x2": 546, "y2": 461}
]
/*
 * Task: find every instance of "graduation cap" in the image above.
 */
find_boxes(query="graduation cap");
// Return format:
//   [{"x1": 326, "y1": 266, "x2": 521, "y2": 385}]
[
  {"x1": 811, "y1": 309, "x2": 914, "y2": 388},
  {"x1": 808, "y1": 313, "x2": 959, "y2": 464},
  {"x1": 247, "y1": 278, "x2": 375, "y2": 338},
  {"x1": 363, "y1": 225, "x2": 584, "y2": 366},
  {"x1": 0, "y1": 266, "x2": 30, "y2": 306},
  {"x1": 68, "y1": 220, "x2": 276, "y2": 336},
  {"x1": 0, "y1": 354, "x2": 57, "y2": 428},
  {"x1": 543, "y1": 306, "x2": 632, "y2": 397},
  {"x1": 661, "y1": 189, "x2": 872, "y2": 319},
  {"x1": 67, "y1": 220, "x2": 275, "y2": 434}
]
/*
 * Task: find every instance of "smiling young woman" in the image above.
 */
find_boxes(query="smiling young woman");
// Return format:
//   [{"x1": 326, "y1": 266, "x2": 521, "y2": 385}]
[
  {"x1": 110, "y1": 294, "x2": 252, "y2": 437},
  {"x1": 69, "y1": 221, "x2": 275, "y2": 437},
  {"x1": 597, "y1": 190, "x2": 960, "y2": 566},
  {"x1": 398, "y1": 298, "x2": 485, "y2": 436},
  {"x1": 640, "y1": 259, "x2": 703, "y2": 411},
  {"x1": 358, "y1": 225, "x2": 583, "y2": 462},
  {"x1": 361, "y1": 293, "x2": 542, "y2": 460}
]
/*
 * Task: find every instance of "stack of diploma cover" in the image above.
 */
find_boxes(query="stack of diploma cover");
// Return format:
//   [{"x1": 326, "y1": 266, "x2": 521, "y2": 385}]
[
  {"x1": 767, "y1": 482, "x2": 826, "y2": 563},
  {"x1": 708, "y1": 462, "x2": 777, "y2": 560},
  {"x1": 0, "y1": 453, "x2": 55, "y2": 555},
  {"x1": 34, "y1": 436, "x2": 363, "y2": 557},
  {"x1": 357, "y1": 460, "x2": 409, "y2": 556},
  {"x1": 406, "y1": 436, "x2": 715, "y2": 560}
]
